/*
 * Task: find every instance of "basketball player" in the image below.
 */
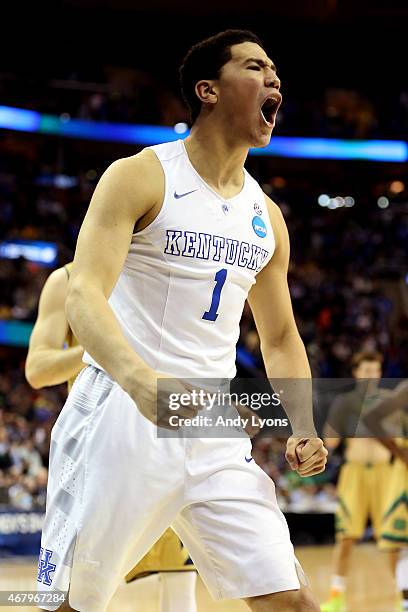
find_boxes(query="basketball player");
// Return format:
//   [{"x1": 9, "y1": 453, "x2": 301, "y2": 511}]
[
  {"x1": 321, "y1": 351, "x2": 395, "y2": 612},
  {"x1": 26, "y1": 263, "x2": 198, "y2": 612},
  {"x1": 38, "y1": 30, "x2": 327, "y2": 612},
  {"x1": 364, "y1": 380, "x2": 408, "y2": 611}
]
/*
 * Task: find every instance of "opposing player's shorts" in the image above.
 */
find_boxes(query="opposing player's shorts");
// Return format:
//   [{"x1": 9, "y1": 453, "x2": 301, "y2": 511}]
[
  {"x1": 379, "y1": 456, "x2": 408, "y2": 551},
  {"x1": 335, "y1": 461, "x2": 391, "y2": 540},
  {"x1": 125, "y1": 527, "x2": 195, "y2": 582},
  {"x1": 38, "y1": 366, "x2": 305, "y2": 611}
]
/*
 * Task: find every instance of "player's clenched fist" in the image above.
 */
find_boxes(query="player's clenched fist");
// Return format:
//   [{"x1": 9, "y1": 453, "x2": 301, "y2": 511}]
[
  {"x1": 129, "y1": 370, "x2": 201, "y2": 429},
  {"x1": 285, "y1": 437, "x2": 328, "y2": 477}
]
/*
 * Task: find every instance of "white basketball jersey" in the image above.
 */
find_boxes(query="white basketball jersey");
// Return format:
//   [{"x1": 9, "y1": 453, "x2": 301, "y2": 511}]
[{"x1": 84, "y1": 139, "x2": 275, "y2": 378}]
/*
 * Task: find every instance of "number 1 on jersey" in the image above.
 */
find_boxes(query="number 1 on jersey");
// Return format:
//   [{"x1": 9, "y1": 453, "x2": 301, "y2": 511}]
[{"x1": 202, "y1": 268, "x2": 227, "y2": 322}]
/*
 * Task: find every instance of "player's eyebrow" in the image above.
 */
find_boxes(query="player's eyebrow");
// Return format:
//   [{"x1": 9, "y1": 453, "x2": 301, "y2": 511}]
[{"x1": 244, "y1": 58, "x2": 277, "y2": 72}]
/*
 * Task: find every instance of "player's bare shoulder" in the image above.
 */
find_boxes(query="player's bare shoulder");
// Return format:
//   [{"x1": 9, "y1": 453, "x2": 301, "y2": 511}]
[
  {"x1": 125, "y1": 148, "x2": 166, "y2": 232},
  {"x1": 95, "y1": 148, "x2": 165, "y2": 227},
  {"x1": 39, "y1": 266, "x2": 69, "y2": 308}
]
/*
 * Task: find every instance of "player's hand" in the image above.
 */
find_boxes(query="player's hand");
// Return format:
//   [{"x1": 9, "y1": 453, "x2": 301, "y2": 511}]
[
  {"x1": 285, "y1": 437, "x2": 328, "y2": 477},
  {"x1": 130, "y1": 369, "x2": 202, "y2": 429}
]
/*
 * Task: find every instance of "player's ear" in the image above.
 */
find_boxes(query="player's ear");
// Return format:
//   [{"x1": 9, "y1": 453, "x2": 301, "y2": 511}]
[{"x1": 195, "y1": 80, "x2": 218, "y2": 106}]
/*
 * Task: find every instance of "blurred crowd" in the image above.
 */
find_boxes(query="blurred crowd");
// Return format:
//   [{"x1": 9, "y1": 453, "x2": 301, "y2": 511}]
[
  {"x1": 252, "y1": 437, "x2": 339, "y2": 513},
  {"x1": 239, "y1": 192, "x2": 408, "y2": 378},
  {"x1": 0, "y1": 68, "x2": 407, "y2": 514},
  {"x1": 1, "y1": 67, "x2": 408, "y2": 139},
  {"x1": 0, "y1": 360, "x2": 65, "y2": 511}
]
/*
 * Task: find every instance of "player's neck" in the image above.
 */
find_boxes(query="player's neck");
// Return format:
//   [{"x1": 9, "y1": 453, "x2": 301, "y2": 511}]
[{"x1": 184, "y1": 121, "x2": 248, "y2": 193}]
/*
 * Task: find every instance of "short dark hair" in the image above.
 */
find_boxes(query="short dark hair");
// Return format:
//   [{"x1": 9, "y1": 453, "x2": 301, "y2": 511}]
[
  {"x1": 179, "y1": 29, "x2": 265, "y2": 124},
  {"x1": 351, "y1": 350, "x2": 383, "y2": 370}
]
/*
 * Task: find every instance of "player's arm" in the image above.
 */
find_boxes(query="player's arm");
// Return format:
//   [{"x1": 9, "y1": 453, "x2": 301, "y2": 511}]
[
  {"x1": 66, "y1": 151, "x2": 157, "y2": 391},
  {"x1": 66, "y1": 151, "x2": 194, "y2": 426},
  {"x1": 248, "y1": 196, "x2": 327, "y2": 476},
  {"x1": 25, "y1": 268, "x2": 84, "y2": 388},
  {"x1": 364, "y1": 381, "x2": 408, "y2": 464}
]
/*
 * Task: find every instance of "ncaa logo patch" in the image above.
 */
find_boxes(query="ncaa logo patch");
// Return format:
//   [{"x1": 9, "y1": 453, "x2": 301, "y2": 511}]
[
  {"x1": 252, "y1": 216, "x2": 267, "y2": 238},
  {"x1": 254, "y1": 202, "x2": 263, "y2": 215}
]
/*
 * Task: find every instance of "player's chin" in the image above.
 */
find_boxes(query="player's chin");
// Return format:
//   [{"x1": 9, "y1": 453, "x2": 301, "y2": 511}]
[{"x1": 250, "y1": 126, "x2": 274, "y2": 148}]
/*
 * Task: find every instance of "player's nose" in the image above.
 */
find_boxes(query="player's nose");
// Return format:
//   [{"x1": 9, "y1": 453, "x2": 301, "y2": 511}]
[{"x1": 265, "y1": 74, "x2": 281, "y2": 91}]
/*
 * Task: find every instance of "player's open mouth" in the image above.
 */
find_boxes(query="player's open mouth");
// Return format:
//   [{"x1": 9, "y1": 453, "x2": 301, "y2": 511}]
[{"x1": 260, "y1": 95, "x2": 281, "y2": 128}]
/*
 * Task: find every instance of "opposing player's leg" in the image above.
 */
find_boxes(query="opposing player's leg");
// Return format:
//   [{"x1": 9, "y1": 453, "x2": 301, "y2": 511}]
[
  {"x1": 379, "y1": 455, "x2": 408, "y2": 611},
  {"x1": 125, "y1": 528, "x2": 197, "y2": 612},
  {"x1": 125, "y1": 527, "x2": 195, "y2": 582},
  {"x1": 159, "y1": 572, "x2": 197, "y2": 612},
  {"x1": 320, "y1": 538, "x2": 354, "y2": 611},
  {"x1": 321, "y1": 463, "x2": 368, "y2": 611},
  {"x1": 396, "y1": 548, "x2": 408, "y2": 611}
]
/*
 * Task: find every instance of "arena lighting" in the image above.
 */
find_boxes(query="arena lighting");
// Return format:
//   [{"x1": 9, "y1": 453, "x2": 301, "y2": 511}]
[
  {"x1": 250, "y1": 137, "x2": 408, "y2": 162},
  {"x1": 389, "y1": 180, "x2": 405, "y2": 193},
  {"x1": 1, "y1": 105, "x2": 407, "y2": 162},
  {"x1": 377, "y1": 196, "x2": 390, "y2": 208},
  {"x1": 0, "y1": 240, "x2": 58, "y2": 267},
  {"x1": 174, "y1": 122, "x2": 189, "y2": 134},
  {"x1": 0, "y1": 320, "x2": 33, "y2": 347},
  {"x1": 318, "y1": 194, "x2": 355, "y2": 208},
  {"x1": 318, "y1": 194, "x2": 330, "y2": 206}
]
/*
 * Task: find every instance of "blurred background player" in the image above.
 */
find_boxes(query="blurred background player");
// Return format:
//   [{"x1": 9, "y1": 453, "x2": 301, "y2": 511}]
[
  {"x1": 321, "y1": 350, "x2": 396, "y2": 612},
  {"x1": 25, "y1": 262, "x2": 198, "y2": 612},
  {"x1": 25, "y1": 264, "x2": 84, "y2": 392},
  {"x1": 364, "y1": 380, "x2": 408, "y2": 612}
]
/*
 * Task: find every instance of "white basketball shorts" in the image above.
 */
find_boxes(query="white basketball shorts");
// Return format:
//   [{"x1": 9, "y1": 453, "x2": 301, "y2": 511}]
[{"x1": 38, "y1": 366, "x2": 305, "y2": 611}]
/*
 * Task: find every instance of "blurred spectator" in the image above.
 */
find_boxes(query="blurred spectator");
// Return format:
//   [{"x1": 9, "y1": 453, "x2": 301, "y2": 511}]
[
  {"x1": 0, "y1": 68, "x2": 406, "y2": 138},
  {"x1": 0, "y1": 362, "x2": 65, "y2": 510}
]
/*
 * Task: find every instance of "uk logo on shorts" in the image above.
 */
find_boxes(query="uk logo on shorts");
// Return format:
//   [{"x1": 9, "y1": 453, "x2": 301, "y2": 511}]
[
  {"x1": 252, "y1": 216, "x2": 267, "y2": 238},
  {"x1": 37, "y1": 547, "x2": 56, "y2": 586}
]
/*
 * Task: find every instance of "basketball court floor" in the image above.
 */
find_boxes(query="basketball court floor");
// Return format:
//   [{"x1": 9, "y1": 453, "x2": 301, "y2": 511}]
[{"x1": 0, "y1": 543, "x2": 396, "y2": 611}]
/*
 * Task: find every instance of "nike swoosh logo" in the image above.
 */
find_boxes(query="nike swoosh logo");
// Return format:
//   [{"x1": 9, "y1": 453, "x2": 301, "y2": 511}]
[
  {"x1": 174, "y1": 189, "x2": 198, "y2": 199},
  {"x1": 245, "y1": 456, "x2": 253, "y2": 463}
]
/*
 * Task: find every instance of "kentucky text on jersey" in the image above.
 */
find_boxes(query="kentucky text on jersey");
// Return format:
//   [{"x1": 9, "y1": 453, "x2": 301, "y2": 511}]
[{"x1": 164, "y1": 230, "x2": 270, "y2": 272}]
